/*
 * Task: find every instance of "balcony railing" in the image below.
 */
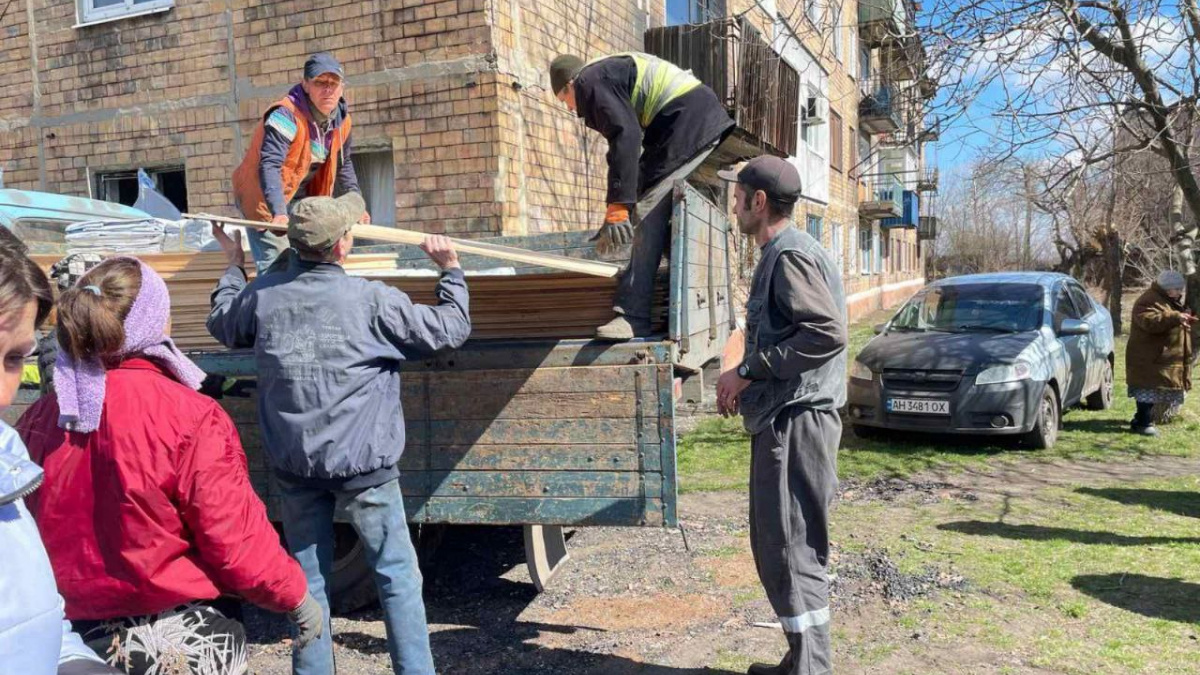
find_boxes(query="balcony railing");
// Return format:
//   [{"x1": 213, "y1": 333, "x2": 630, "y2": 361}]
[
  {"x1": 859, "y1": 78, "x2": 902, "y2": 135},
  {"x1": 645, "y1": 17, "x2": 800, "y2": 157},
  {"x1": 859, "y1": 174, "x2": 904, "y2": 220},
  {"x1": 918, "y1": 216, "x2": 938, "y2": 240},
  {"x1": 859, "y1": 0, "x2": 909, "y2": 47},
  {"x1": 917, "y1": 167, "x2": 939, "y2": 192}
]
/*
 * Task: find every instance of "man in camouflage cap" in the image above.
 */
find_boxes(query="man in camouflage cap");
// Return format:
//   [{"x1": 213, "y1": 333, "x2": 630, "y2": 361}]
[{"x1": 207, "y1": 192, "x2": 470, "y2": 675}]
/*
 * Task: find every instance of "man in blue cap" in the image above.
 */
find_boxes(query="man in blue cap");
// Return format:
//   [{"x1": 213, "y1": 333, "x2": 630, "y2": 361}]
[{"x1": 232, "y1": 51, "x2": 370, "y2": 273}]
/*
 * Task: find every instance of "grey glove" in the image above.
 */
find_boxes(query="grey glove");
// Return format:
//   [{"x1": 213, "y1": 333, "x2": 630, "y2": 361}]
[
  {"x1": 287, "y1": 592, "x2": 325, "y2": 649},
  {"x1": 590, "y1": 219, "x2": 634, "y2": 256}
]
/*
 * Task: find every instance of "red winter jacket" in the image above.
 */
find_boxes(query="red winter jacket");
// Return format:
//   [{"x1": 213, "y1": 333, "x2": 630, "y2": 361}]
[{"x1": 17, "y1": 358, "x2": 307, "y2": 620}]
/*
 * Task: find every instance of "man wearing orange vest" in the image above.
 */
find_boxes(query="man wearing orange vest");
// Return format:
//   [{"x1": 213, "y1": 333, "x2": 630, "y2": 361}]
[{"x1": 233, "y1": 52, "x2": 369, "y2": 273}]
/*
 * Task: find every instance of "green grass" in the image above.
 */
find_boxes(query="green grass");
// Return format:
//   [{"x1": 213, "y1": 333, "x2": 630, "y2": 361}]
[
  {"x1": 832, "y1": 473, "x2": 1200, "y2": 674},
  {"x1": 677, "y1": 311, "x2": 1200, "y2": 492}
]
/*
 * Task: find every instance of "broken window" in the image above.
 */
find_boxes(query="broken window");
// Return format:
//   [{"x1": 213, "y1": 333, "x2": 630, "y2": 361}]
[
  {"x1": 95, "y1": 166, "x2": 188, "y2": 213},
  {"x1": 78, "y1": 0, "x2": 174, "y2": 25}
]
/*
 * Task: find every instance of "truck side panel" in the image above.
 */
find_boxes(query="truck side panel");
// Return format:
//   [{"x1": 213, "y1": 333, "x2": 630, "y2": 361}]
[{"x1": 219, "y1": 360, "x2": 677, "y2": 528}]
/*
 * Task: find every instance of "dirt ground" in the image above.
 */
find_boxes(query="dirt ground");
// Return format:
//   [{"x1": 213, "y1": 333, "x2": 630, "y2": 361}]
[{"x1": 242, "y1": 452, "x2": 1200, "y2": 675}]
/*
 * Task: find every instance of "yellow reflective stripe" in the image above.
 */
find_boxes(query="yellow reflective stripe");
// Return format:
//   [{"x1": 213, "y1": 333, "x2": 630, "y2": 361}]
[{"x1": 585, "y1": 52, "x2": 702, "y2": 128}]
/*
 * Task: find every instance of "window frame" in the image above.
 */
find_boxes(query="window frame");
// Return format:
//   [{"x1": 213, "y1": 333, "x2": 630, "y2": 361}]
[
  {"x1": 829, "y1": 109, "x2": 843, "y2": 173},
  {"x1": 77, "y1": 0, "x2": 174, "y2": 26},
  {"x1": 1066, "y1": 283, "x2": 1095, "y2": 319}
]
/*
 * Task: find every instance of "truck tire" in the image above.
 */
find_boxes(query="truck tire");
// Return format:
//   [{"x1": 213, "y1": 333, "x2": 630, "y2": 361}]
[
  {"x1": 329, "y1": 524, "x2": 377, "y2": 615},
  {"x1": 328, "y1": 523, "x2": 447, "y2": 615}
]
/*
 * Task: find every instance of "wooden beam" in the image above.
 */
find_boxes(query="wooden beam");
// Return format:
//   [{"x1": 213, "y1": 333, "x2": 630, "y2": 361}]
[{"x1": 183, "y1": 213, "x2": 620, "y2": 279}]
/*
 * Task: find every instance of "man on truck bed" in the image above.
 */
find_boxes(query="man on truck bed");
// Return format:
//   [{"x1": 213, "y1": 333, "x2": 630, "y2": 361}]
[
  {"x1": 232, "y1": 51, "x2": 370, "y2": 274},
  {"x1": 714, "y1": 156, "x2": 847, "y2": 675},
  {"x1": 550, "y1": 52, "x2": 734, "y2": 340},
  {"x1": 206, "y1": 192, "x2": 471, "y2": 675}
]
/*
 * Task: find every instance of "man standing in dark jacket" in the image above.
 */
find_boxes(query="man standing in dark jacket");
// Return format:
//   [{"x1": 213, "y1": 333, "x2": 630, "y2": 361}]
[
  {"x1": 232, "y1": 52, "x2": 369, "y2": 273},
  {"x1": 206, "y1": 192, "x2": 470, "y2": 675},
  {"x1": 714, "y1": 157, "x2": 847, "y2": 675},
  {"x1": 550, "y1": 52, "x2": 735, "y2": 339}
]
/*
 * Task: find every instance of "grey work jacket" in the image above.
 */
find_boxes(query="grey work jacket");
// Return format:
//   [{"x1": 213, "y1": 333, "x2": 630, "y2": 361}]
[
  {"x1": 740, "y1": 225, "x2": 848, "y2": 434},
  {"x1": 207, "y1": 257, "x2": 471, "y2": 488}
]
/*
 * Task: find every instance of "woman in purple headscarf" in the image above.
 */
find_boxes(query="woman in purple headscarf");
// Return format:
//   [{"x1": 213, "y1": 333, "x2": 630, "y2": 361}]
[{"x1": 16, "y1": 257, "x2": 322, "y2": 675}]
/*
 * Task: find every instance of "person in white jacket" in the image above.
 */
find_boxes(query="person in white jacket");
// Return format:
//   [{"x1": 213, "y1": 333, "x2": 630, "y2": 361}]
[{"x1": 0, "y1": 238, "x2": 119, "y2": 675}]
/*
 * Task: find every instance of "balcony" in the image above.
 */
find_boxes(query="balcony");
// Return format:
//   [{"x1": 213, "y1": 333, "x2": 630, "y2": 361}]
[
  {"x1": 645, "y1": 17, "x2": 800, "y2": 165},
  {"x1": 859, "y1": 0, "x2": 909, "y2": 47},
  {"x1": 917, "y1": 167, "x2": 939, "y2": 192},
  {"x1": 882, "y1": 190, "x2": 920, "y2": 228},
  {"x1": 882, "y1": 34, "x2": 926, "y2": 82},
  {"x1": 859, "y1": 174, "x2": 904, "y2": 220},
  {"x1": 918, "y1": 215, "x2": 938, "y2": 240},
  {"x1": 859, "y1": 79, "x2": 902, "y2": 134}
]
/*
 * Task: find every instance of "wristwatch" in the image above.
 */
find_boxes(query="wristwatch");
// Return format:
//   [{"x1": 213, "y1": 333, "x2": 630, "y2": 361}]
[{"x1": 737, "y1": 362, "x2": 751, "y2": 379}]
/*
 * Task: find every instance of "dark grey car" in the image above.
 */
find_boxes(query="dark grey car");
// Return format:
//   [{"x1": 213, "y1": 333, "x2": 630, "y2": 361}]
[{"x1": 846, "y1": 273, "x2": 1116, "y2": 448}]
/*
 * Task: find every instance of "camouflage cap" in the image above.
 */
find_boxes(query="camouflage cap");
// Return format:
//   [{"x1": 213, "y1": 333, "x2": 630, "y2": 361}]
[
  {"x1": 288, "y1": 192, "x2": 365, "y2": 252},
  {"x1": 49, "y1": 253, "x2": 106, "y2": 292}
]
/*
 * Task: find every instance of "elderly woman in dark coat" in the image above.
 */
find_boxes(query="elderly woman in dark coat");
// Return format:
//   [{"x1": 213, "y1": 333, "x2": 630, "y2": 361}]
[{"x1": 1126, "y1": 270, "x2": 1195, "y2": 435}]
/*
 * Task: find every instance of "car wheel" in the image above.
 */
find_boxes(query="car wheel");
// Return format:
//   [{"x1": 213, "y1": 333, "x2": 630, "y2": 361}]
[
  {"x1": 1022, "y1": 387, "x2": 1059, "y2": 449},
  {"x1": 1085, "y1": 360, "x2": 1114, "y2": 410}
]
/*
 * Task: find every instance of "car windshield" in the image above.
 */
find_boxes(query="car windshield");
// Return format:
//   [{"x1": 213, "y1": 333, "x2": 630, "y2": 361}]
[{"x1": 888, "y1": 283, "x2": 1044, "y2": 333}]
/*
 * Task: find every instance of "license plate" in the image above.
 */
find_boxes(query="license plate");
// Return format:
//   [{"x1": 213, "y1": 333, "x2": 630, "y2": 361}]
[{"x1": 887, "y1": 398, "x2": 949, "y2": 415}]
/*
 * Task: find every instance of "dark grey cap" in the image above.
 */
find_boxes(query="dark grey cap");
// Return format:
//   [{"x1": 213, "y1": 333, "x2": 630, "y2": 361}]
[
  {"x1": 304, "y1": 52, "x2": 344, "y2": 80},
  {"x1": 288, "y1": 193, "x2": 365, "y2": 252},
  {"x1": 550, "y1": 54, "x2": 584, "y2": 95},
  {"x1": 718, "y1": 156, "x2": 803, "y2": 204}
]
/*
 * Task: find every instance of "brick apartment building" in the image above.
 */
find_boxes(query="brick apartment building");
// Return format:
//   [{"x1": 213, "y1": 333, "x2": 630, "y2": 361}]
[{"x1": 0, "y1": 0, "x2": 934, "y2": 319}]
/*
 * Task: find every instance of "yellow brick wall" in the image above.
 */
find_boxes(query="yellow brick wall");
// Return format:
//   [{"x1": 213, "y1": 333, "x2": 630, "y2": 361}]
[
  {"x1": 489, "y1": 0, "x2": 650, "y2": 235},
  {"x1": 0, "y1": 0, "x2": 508, "y2": 236}
]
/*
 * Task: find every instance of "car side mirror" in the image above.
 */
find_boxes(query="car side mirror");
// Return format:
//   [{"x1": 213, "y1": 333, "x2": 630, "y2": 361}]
[
  {"x1": 874, "y1": 323, "x2": 887, "y2": 335},
  {"x1": 1059, "y1": 318, "x2": 1090, "y2": 336}
]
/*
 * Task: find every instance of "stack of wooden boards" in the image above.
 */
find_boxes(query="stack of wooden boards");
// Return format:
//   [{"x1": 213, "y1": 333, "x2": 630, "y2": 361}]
[{"x1": 31, "y1": 252, "x2": 667, "y2": 351}]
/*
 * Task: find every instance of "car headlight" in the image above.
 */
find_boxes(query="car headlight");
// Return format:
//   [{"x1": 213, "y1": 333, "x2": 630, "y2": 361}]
[
  {"x1": 975, "y1": 362, "x2": 1032, "y2": 385},
  {"x1": 850, "y1": 361, "x2": 874, "y2": 381}
]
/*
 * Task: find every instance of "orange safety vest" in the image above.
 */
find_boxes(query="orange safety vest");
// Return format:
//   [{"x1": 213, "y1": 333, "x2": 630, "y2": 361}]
[{"x1": 232, "y1": 95, "x2": 353, "y2": 221}]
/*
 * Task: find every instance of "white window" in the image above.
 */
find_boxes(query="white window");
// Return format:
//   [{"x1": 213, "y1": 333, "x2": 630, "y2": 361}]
[
  {"x1": 832, "y1": 2, "x2": 843, "y2": 63},
  {"x1": 354, "y1": 149, "x2": 397, "y2": 226},
  {"x1": 78, "y1": 0, "x2": 174, "y2": 26},
  {"x1": 807, "y1": 0, "x2": 821, "y2": 27},
  {"x1": 859, "y1": 226, "x2": 872, "y2": 275},
  {"x1": 831, "y1": 221, "x2": 843, "y2": 269}
]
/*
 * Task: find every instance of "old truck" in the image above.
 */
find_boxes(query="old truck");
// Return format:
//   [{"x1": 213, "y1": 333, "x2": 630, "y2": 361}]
[{"x1": 4, "y1": 183, "x2": 735, "y2": 612}]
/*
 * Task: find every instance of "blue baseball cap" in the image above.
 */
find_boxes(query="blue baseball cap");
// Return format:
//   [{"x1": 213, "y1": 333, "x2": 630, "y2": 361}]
[{"x1": 304, "y1": 52, "x2": 344, "y2": 81}]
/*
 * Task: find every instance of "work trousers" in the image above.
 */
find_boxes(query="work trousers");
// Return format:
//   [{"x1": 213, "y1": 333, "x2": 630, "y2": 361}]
[
  {"x1": 749, "y1": 405, "x2": 841, "y2": 675},
  {"x1": 613, "y1": 143, "x2": 718, "y2": 321}
]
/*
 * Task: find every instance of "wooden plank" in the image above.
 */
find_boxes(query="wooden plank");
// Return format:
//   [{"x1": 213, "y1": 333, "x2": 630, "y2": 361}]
[
  {"x1": 405, "y1": 496, "x2": 664, "y2": 526},
  {"x1": 399, "y1": 470, "x2": 660, "y2": 499},
  {"x1": 398, "y1": 444, "x2": 658, "y2": 472},
  {"x1": 185, "y1": 212, "x2": 621, "y2": 279},
  {"x1": 408, "y1": 417, "x2": 657, "y2": 446}
]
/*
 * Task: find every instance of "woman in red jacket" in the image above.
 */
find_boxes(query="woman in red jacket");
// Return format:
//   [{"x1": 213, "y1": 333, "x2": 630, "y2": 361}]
[{"x1": 17, "y1": 257, "x2": 323, "y2": 675}]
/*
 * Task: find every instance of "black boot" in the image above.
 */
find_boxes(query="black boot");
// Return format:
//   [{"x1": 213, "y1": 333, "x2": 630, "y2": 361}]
[{"x1": 747, "y1": 651, "x2": 792, "y2": 675}]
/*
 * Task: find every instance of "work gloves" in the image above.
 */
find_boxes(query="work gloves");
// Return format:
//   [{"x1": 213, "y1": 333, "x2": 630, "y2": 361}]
[
  {"x1": 288, "y1": 592, "x2": 325, "y2": 649},
  {"x1": 591, "y1": 204, "x2": 635, "y2": 256}
]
